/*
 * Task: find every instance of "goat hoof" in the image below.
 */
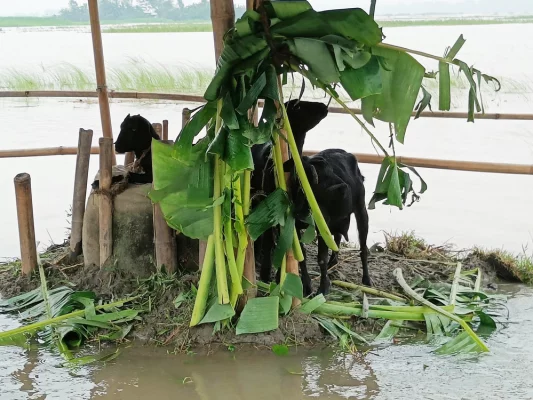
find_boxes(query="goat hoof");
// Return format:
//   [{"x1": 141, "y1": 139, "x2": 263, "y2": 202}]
[
  {"x1": 316, "y1": 280, "x2": 331, "y2": 297},
  {"x1": 303, "y1": 283, "x2": 313, "y2": 298},
  {"x1": 362, "y1": 276, "x2": 372, "y2": 287}
]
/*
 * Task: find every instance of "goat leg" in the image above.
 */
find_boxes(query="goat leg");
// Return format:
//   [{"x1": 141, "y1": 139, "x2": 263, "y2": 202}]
[
  {"x1": 327, "y1": 232, "x2": 342, "y2": 267},
  {"x1": 354, "y1": 204, "x2": 371, "y2": 287},
  {"x1": 316, "y1": 235, "x2": 331, "y2": 296}
]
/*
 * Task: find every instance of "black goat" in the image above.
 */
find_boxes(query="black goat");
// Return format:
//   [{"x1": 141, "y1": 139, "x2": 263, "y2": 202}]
[
  {"x1": 250, "y1": 99, "x2": 329, "y2": 285},
  {"x1": 283, "y1": 149, "x2": 370, "y2": 296},
  {"x1": 114, "y1": 113, "x2": 160, "y2": 184},
  {"x1": 91, "y1": 114, "x2": 160, "y2": 189}
]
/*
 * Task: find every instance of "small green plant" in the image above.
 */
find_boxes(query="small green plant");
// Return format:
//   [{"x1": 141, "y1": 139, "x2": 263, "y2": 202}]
[{"x1": 473, "y1": 247, "x2": 533, "y2": 283}]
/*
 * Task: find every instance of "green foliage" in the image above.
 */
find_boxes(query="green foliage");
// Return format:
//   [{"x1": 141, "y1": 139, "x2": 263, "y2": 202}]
[
  {"x1": 236, "y1": 297, "x2": 279, "y2": 335},
  {"x1": 150, "y1": 0, "x2": 498, "y2": 330}
]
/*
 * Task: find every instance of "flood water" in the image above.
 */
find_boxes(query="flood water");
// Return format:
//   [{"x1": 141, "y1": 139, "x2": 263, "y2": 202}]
[
  {"x1": 0, "y1": 283, "x2": 530, "y2": 399},
  {"x1": 1, "y1": 21, "x2": 533, "y2": 399},
  {"x1": 1, "y1": 24, "x2": 533, "y2": 259}
]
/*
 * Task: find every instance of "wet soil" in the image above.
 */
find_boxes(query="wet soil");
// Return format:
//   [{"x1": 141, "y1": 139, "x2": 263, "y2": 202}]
[{"x1": 0, "y1": 239, "x2": 507, "y2": 351}]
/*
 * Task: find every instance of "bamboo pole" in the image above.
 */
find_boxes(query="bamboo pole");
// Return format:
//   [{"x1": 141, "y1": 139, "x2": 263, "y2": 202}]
[
  {"x1": 3, "y1": 90, "x2": 533, "y2": 122},
  {"x1": 153, "y1": 197, "x2": 178, "y2": 274},
  {"x1": 69, "y1": 129, "x2": 93, "y2": 262},
  {"x1": 14, "y1": 173, "x2": 38, "y2": 276},
  {"x1": 88, "y1": 0, "x2": 116, "y2": 166},
  {"x1": 163, "y1": 119, "x2": 169, "y2": 141},
  {"x1": 98, "y1": 137, "x2": 113, "y2": 267},
  {"x1": 152, "y1": 122, "x2": 163, "y2": 137},
  {"x1": 2, "y1": 146, "x2": 533, "y2": 176},
  {"x1": 210, "y1": 0, "x2": 235, "y2": 59}
]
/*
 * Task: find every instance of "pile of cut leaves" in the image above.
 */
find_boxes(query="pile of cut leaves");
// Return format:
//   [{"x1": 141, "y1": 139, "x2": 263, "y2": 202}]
[
  {"x1": 0, "y1": 260, "x2": 139, "y2": 366},
  {"x1": 189, "y1": 263, "x2": 505, "y2": 355}
]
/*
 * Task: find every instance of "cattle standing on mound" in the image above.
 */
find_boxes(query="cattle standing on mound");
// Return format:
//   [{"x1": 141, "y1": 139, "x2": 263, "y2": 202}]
[
  {"x1": 91, "y1": 114, "x2": 160, "y2": 189},
  {"x1": 250, "y1": 99, "x2": 329, "y2": 284},
  {"x1": 283, "y1": 149, "x2": 370, "y2": 296}
]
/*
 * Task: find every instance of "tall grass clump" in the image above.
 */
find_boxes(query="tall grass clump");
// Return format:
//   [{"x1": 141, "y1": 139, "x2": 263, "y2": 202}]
[
  {"x1": 0, "y1": 60, "x2": 213, "y2": 94},
  {"x1": 472, "y1": 247, "x2": 533, "y2": 283}
]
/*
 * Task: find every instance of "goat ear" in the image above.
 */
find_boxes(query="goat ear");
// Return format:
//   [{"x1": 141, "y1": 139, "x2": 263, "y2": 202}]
[
  {"x1": 126, "y1": 113, "x2": 130, "y2": 118},
  {"x1": 310, "y1": 164, "x2": 319, "y2": 185}
]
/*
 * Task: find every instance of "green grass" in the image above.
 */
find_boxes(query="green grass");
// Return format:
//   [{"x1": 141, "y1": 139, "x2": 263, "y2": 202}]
[
  {"x1": 0, "y1": 60, "x2": 214, "y2": 94},
  {"x1": 103, "y1": 22, "x2": 212, "y2": 33},
  {"x1": 472, "y1": 247, "x2": 533, "y2": 284},
  {"x1": 2, "y1": 15, "x2": 533, "y2": 30}
]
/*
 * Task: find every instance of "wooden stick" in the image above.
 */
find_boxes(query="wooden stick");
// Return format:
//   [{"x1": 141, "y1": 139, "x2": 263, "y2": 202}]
[
  {"x1": 98, "y1": 137, "x2": 113, "y2": 267},
  {"x1": 152, "y1": 122, "x2": 163, "y2": 138},
  {"x1": 88, "y1": 0, "x2": 116, "y2": 166},
  {"x1": 69, "y1": 129, "x2": 93, "y2": 262},
  {"x1": 182, "y1": 108, "x2": 191, "y2": 128},
  {"x1": 2, "y1": 146, "x2": 533, "y2": 175},
  {"x1": 153, "y1": 196, "x2": 178, "y2": 274},
  {"x1": 124, "y1": 152, "x2": 135, "y2": 166},
  {"x1": 163, "y1": 119, "x2": 169, "y2": 141},
  {"x1": 3, "y1": 91, "x2": 533, "y2": 122},
  {"x1": 14, "y1": 173, "x2": 38, "y2": 276}
]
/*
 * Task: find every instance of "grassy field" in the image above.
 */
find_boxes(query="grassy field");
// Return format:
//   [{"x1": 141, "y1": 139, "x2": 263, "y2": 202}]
[
  {"x1": 0, "y1": 61, "x2": 214, "y2": 94},
  {"x1": 2, "y1": 15, "x2": 533, "y2": 30}
]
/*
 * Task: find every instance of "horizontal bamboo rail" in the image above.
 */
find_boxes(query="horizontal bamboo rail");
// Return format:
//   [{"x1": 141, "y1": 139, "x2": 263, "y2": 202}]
[
  {"x1": 2, "y1": 90, "x2": 533, "y2": 121},
  {"x1": 1, "y1": 145, "x2": 531, "y2": 175}
]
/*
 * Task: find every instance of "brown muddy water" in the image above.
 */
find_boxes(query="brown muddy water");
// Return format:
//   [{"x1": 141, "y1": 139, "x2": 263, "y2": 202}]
[{"x1": 1, "y1": 283, "x2": 532, "y2": 400}]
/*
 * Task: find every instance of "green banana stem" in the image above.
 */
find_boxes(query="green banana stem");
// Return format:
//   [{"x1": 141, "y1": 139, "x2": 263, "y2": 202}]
[
  {"x1": 234, "y1": 173, "x2": 248, "y2": 277},
  {"x1": 190, "y1": 235, "x2": 216, "y2": 326},
  {"x1": 224, "y1": 172, "x2": 243, "y2": 307},
  {"x1": 325, "y1": 87, "x2": 389, "y2": 156},
  {"x1": 243, "y1": 170, "x2": 251, "y2": 216},
  {"x1": 277, "y1": 94, "x2": 338, "y2": 252},
  {"x1": 213, "y1": 101, "x2": 230, "y2": 305}
]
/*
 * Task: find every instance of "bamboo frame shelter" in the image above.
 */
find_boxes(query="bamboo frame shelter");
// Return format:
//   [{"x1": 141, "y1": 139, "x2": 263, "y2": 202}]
[{"x1": 4, "y1": 0, "x2": 533, "y2": 283}]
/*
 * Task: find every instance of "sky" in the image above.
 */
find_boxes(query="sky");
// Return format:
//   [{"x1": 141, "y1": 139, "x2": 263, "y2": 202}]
[{"x1": 1, "y1": 0, "x2": 532, "y2": 17}]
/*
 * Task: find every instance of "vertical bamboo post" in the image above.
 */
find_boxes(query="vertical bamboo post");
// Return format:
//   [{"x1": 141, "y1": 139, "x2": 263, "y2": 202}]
[
  {"x1": 207, "y1": 0, "x2": 235, "y2": 273},
  {"x1": 280, "y1": 135, "x2": 301, "y2": 308},
  {"x1": 163, "y1": 119, "x2": 169, "y2": 141},
  {"x1": 88, "y1": 0, "x2": 116, "y2": 166},
  {"x1": 210, "y1": 0, "x2": 235, "y2": 59},
  {"x1": 99, "y1": 137, "x2": 113, "y2": 267},
  {"x1": 152, "y1": 122, "x2": 163, "y2": 138},
  {"x1": 153, "y1": 199, "x2": 178, "y2": 274},
  {"x1": 69, "y1": 128, "x2": 93, "y2": 262},
  {"x1": 14, "y1": 173, "x2": 38, "y2": 276}
]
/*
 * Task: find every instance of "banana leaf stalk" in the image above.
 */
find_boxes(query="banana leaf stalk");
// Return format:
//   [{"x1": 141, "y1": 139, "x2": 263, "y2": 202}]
[
  {"x1": 213, "y1": 100, "x2": 230, "y2": 305},
  {"x1": 392, "y1": 267, "x2": 489, "y2": 352},
  {"x1": 0, "y1": 297, "x2": 137, "y2": 342},
  {"x1": 332, "y1": 280, "x2": 407, "y2": 303},
  {"x1": 311, "y1": 301, "x2": 456, "y2": 321},
  {"x1": 190, "y1": 235, "x2": 216, "y2": 326},
  {"x1": 223, "y1": 170, "x2": 243, "y2": 305},
  {"x1": 233, "y1": 173, "x2": 248, "y2": 277}
]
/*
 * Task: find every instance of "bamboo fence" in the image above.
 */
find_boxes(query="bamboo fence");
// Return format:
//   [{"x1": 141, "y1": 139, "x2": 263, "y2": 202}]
[
  {"x1": 3, "y1": 90, "x2": 533, "y2": 122},
  {"x1": 1, "y1": 146, "x2": 532, "y2": 175},
  {"x1": 88, "y1": 0, "x2": 116, "y2": 166}
]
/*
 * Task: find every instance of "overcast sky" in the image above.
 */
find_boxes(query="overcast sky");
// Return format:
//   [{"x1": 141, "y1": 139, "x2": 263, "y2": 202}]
[{"x1": 2, "y1": 0, "x2": 532, "y2": 17}]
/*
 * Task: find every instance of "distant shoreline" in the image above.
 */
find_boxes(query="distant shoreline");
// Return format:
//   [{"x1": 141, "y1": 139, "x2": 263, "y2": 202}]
[{"x1": 1, "y1": 15, "x2": 533, "y2": 31}]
